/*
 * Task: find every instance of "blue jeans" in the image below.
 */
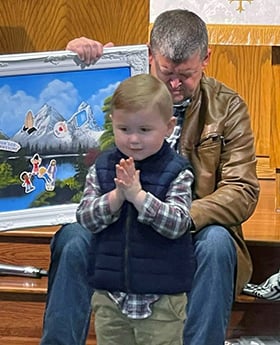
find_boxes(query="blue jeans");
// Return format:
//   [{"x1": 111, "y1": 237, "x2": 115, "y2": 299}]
[
  {"x1": 184, "y1": 225, "x2": 237, "y2": 345},
  {"x1": 40, "y1": 223, "x2": 236, "y2": 345},
  {"x1": 40, "y1": 223, "x2": 94, "y2": 345}
]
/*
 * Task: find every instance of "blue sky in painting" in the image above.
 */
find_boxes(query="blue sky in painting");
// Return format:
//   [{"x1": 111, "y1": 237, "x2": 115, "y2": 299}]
[{"x1": 0, "y1": 66, "x2": 131, "y2": 137}]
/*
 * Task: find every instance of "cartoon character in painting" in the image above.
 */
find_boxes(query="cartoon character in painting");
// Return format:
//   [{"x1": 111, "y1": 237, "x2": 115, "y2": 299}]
[
  {"x1": 30, "y1": 153, "x2": 42, "y2": 176},
  {"x1": 46, "y1": 159, "x2": 57, "y2": 185},
  {"x1": 22, "y1": 110, "x2": 37, "y2": 135},
  {"x1": 38, "y1": 159, "x2": 57, "y2": 191},
  {"x1": 19, "y1": 153, "x2": 58, "y2": 193},
  {"x1": 20, "y1": 171, "x2": 35, "y2": 193}
]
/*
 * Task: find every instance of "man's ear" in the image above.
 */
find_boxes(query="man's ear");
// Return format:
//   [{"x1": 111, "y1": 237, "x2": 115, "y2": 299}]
[
  {"x1": 202, "y1": 48, "x2": 211, "y2": 70},
  {"x1": 148, "y1": 44, "x2": 153, "y2": 65}
]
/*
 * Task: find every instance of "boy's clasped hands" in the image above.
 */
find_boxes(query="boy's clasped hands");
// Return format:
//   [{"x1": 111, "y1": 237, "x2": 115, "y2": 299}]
[{"x1": 114, "y1": 157, "x2": 144, "y2": 204}]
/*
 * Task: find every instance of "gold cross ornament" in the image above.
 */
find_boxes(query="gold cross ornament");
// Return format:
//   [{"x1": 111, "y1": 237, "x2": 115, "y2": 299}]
[{"x1": 229, "y1": 0, "x2": 253, "y2": 12}]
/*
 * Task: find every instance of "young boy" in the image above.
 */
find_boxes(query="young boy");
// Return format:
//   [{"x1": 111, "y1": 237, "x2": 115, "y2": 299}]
[{"x1": 76, "y1": 74, "x2": 196, "y2": 345}]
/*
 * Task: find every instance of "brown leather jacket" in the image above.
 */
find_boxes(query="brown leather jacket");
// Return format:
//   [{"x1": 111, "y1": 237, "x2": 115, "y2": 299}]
[{"x1": 179, "y1": 74, "x2": 260, "y2": 295}]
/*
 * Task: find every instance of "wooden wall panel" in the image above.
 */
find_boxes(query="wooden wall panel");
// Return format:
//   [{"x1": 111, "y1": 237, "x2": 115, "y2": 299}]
[
  {"x1": 66, "y1": 1, "x2": 149, "y2": 46},
  {"x1": 270, "y1": 47, "x2": 280, "y2": 168},
  {"x1": 0, "y1": 0, "x2": 149, "y2": 54},
  {"x1": 207, "y1": 24, "x2": 280, "y2": 46},
  {"x1": 206, "y1": 45, "x2": 271, "y2": 156},
  {"x1": 206, "y1": 25, "x2": 280, "y2": 178}
]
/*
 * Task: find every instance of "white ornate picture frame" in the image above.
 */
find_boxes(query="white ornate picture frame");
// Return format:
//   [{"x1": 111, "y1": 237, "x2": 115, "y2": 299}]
[{"x1": 0, "y1": 45, "x2": 149, "y2": 231}]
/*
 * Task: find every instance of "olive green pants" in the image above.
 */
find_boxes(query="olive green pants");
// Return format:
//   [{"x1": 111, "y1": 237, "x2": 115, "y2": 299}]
[{"x1": 92, "y1": 291, "x2": 187, "y2": 345}]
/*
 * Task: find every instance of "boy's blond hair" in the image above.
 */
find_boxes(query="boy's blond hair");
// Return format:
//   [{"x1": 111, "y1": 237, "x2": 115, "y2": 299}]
[{"x1": 111, "y1": 74, "x2": 173, "y2": 122}]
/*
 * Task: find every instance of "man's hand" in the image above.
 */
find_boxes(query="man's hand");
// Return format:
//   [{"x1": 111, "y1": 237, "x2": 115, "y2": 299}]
[{"x1": 66, "y1": 37, "x2": 114, "y2": 65}]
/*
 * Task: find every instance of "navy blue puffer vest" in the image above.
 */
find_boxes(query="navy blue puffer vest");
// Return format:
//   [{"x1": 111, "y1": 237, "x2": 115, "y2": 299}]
[{"x1": 93, "y1": 141, "x2": 196, "y2": 294}]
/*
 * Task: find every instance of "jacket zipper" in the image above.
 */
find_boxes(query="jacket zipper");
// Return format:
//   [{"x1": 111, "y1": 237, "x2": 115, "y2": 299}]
[{"x1": 196, "y1": 134, "x2": 225, "y2": 146}]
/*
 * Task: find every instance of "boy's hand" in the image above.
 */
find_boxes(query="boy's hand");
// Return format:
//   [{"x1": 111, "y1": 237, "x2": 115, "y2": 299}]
[{"x1": 115, "y1": 157, "x2": 143, "y2": 203}]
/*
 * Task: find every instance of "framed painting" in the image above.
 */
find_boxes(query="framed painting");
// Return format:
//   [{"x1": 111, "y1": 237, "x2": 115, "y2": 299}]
[{"x1": 0, "y1": 45, "x2": 149, "y2": 231}]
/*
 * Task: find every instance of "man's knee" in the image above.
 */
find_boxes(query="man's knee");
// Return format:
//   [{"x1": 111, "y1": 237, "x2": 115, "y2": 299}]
[
  {"x1": 193, "y1": 225, "x2": 236, "y2": 263},
  {"x1": 51, "y1": 222, "x2": 92, "y2": 259}
]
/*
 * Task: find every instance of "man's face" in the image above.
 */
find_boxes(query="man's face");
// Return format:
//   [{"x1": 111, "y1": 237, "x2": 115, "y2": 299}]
[{"x1": 149, "y1": 49, "x2": 210, "y2": 105}]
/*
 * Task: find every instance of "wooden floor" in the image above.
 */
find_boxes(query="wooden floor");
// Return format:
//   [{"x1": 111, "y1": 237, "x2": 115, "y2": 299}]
[
  {"x1": 226, "y1": 179, "x2": 280, "y2": 339},
  {"x1": 242, "y1": 179, "x2": 280, "y2": 242}
]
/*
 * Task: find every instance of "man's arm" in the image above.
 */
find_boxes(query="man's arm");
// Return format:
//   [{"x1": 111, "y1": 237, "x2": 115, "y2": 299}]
[{"x1": 190, "y1": 97, "x2": 260, "y2": 231}]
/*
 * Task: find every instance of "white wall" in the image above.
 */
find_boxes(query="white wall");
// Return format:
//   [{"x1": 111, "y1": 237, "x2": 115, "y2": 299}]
[{"x1": 150, "y1": 0, "x2": 280, "y2": 25}]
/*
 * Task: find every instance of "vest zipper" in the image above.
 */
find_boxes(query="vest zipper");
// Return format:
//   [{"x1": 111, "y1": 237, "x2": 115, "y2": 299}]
[{"x1": 124, "y1": 203, "x2": 132, "y2": 292}]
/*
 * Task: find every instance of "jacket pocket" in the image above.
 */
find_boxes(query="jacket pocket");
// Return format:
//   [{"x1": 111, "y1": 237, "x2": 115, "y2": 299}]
[{"x1": 192, "y1": 133, "x2": 224, "y2": 197}]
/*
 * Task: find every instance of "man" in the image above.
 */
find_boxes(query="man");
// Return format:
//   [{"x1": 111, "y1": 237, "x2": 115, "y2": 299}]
[{"x1": 40, "y1": 9, "x2": 259, "y2": 345}]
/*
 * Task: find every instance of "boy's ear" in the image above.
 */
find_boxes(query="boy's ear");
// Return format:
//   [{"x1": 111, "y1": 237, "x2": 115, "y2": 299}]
[{"x1": 166, "y1": 116, "x2": 176, "y2": 136}]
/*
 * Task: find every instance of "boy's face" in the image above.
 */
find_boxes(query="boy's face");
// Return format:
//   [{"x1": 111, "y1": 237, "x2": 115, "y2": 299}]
[{"x1": 111, "y1": 106, "x2": 175, "y2": 161}]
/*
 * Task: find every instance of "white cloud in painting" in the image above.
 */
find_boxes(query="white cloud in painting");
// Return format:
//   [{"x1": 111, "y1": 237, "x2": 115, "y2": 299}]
[
  {"x1": 0, "y1": 80, "x2": 79, "y2": 137},
  {"x1": 87, "y1": 81, "x2": 120, "y2": 126},
  {"x1": 0, "y1": 84, "x2": 39, "y2": 136},
  {"x1": 0, "y1": 79, "x2": 119, "y2": 137},
  {"x1": 39, "y1": 79, "x2": 80, "y2": 117}
]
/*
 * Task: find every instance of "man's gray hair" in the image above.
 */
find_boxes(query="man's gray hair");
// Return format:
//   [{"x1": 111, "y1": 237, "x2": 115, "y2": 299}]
[{"x1": 150, "y1": 9, "x2": 208, "y2": 63}]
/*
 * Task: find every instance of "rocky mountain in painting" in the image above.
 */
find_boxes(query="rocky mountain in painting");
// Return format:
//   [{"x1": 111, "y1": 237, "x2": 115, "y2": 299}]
[{"x1": 10, "y1": 102, "x2": 104, "y2": 154}]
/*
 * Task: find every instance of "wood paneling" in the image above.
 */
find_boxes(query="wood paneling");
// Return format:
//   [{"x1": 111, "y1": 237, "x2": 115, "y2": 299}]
[
  {"x1": 0, "y1": 0, "x2": 149, "y2": 53},
  {"x1": 0, "y1": 277, "x2": 47, "y2": 294},
  {"x1": 0, "y1": 295, "x2": 46, "y2": 338},
  {"x1": 207, "y1": 24, "x2": 280, "y2": 46},
  {"x1": 0, "y1": 240, "x2": 50, "y2": 270},
  {"x1": 206, "y1": 25, "x2": 280, "y2": 170},
  {"x1": 205, "y1": 25, "x2": 280, "y2": 206},
  {"x1": 243, "y1": 180, "x2": 280, "y2": 242},
  {"x1": 270, "y1": 55, "x2": 280, "y2": 167},
  {"x1": 256, "y1": 157, "x2": 275, "y2": 179},
  {"x1": 206, "y1": 44, "x2": 272, "y2": 156}
]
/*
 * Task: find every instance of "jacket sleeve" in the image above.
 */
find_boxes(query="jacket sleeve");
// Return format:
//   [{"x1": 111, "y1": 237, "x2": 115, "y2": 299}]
[{"x1": 190, "y1": 96, "x2": 260, "y2": 232}]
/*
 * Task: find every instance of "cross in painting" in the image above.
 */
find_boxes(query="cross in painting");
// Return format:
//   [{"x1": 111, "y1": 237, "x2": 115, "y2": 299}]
[{"x1": 229, "y1": 0, "x2": 253, "y2": 12}]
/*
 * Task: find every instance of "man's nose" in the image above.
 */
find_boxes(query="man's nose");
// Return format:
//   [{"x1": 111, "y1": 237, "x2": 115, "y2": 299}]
[{"x1": 169, "y1": 78, "x2": 182, "y2": 89}]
